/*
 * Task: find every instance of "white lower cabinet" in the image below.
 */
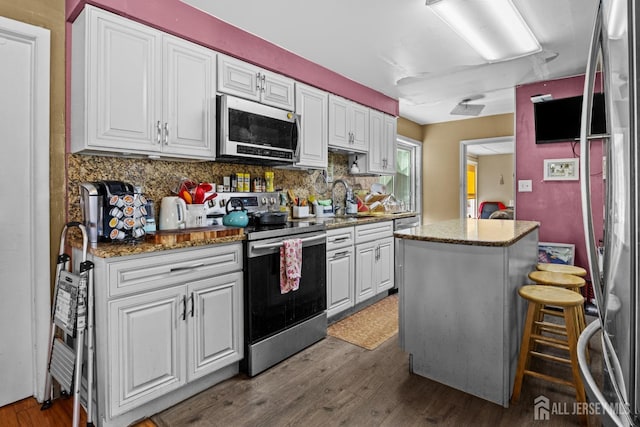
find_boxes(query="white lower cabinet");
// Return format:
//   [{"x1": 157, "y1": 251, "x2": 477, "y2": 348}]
[
  {"x1": 326, "y1": 227, "x2": 355, "y2": 317},
  {"x1": 327, "y1": 246, "x2": 355, "y2": 317},
  {"x1": 327, "y1": 221, "x2": 394, "y2": 318},
  {"x1": 355, "y1": 221, "x2": 394, "y2": 303},
  {"x1": 83, "y1": 243, "x2": 243, "y2": 426}
]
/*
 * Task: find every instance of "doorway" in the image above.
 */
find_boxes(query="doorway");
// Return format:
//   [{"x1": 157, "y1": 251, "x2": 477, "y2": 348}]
[
  {"x1": 0, "y1": 16, "x2": 51, "y2": 405},
  {"x1": 459, "y1": 137, "x2": 514, "y2": 219}
]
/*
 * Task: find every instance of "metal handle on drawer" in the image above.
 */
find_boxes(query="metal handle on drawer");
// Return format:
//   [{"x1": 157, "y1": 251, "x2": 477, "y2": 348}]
[
  {"x1": 252, "y1": 233, "x2": 326, "y2": 250},
  {"x1": 331, "y1": 236, "x2": 349, "y2": 244},
  {"x1": 332, "y1": 250, "x2": 350, "y2": 259},
  {"x1": 170, "y1": 263, "x2": 205, "y2": 273}
]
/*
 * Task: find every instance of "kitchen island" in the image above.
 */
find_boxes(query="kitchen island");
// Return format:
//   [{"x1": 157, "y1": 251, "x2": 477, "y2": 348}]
[{"x1": 394, "y1": 219, "x2": 539, "y2": 407}]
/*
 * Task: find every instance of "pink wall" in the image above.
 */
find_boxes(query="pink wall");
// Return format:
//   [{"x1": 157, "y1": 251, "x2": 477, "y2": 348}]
[
  {"x1": 515, "y1": 75, "x2": 604, "y2": 273},
  {"x1": 65, "y1": 0, "x2": 398, "y2": 116}
]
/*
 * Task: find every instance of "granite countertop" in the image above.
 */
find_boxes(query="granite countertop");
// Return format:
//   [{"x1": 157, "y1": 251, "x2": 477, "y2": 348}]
[
  {"x1": 73, "y1": 212, "x2": 418, "y2": 258},
  {"x1": 310, "y1": 211, "x2": 418, "y2": 229},
  {"x1": 394, "y1": 218, "x2": 539, "y2": 247},
  {"x1": 69, "y1": 233, "x2": 245, "y2": 258}
]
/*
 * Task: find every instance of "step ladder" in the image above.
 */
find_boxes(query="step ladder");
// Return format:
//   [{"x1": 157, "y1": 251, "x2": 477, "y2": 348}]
[{"x1": 41, "y1": 222, "x2": 95, "y2": 427}]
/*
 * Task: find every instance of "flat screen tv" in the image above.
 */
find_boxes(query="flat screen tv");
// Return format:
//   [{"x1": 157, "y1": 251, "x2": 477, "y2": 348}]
[{"x1": 534, "y1": 93, "x2": 607, "y2": 144}]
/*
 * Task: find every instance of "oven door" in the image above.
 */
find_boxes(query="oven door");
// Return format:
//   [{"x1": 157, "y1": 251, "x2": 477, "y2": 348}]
[
  {"x1": 245, "y1": 232, "x2": 326, "y2": 344},
  {"x1": 217, "y1": 94, "x2": 299, "y2": 163}
]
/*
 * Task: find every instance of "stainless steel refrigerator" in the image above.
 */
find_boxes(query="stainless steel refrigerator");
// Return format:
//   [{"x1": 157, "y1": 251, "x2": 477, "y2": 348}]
[{"x1": 579, "y1": 0, "x2": 640, "y2": 425}]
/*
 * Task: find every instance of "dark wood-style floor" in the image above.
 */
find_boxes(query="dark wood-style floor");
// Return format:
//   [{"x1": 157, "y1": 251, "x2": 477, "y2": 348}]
[{"x1": 2, "y1": 333, "x2": 601, "y2": 426}]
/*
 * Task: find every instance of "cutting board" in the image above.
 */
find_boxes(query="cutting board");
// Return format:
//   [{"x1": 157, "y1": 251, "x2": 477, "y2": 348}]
[{"x1": 146, "y1": 225, "x2": 244, "y2": 245}]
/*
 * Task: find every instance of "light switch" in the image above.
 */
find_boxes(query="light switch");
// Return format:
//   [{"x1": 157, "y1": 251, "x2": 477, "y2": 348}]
[{"x1": 518, "y1": 180, "x2": 532, "y2": 192}]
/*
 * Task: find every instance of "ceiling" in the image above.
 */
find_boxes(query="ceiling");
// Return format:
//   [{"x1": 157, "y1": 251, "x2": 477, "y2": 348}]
[
  {"x1": 181, "y1": 0, "x2": 599, "y2": 125},
  {"x1": 467, "y1": 139, "x2": 514, "y2": 156}
]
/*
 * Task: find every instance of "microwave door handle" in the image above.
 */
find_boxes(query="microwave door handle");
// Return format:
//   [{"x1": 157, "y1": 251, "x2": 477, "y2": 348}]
[
  {"x1": 579, "y1": 2, "x2": 605, "y2": 318},
  {"x1": 293, "y1": 114, "x2": 301, "y2": 163}
]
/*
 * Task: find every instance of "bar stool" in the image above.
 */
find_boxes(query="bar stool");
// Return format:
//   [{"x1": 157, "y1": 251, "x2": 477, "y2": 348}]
[
  {"x1": 536, "y1": 263, "x2": 587, "y2": 277},
  {"x1": 511, "y1": 285, "x2": 586, "y2": 411},
  {"x1": 528, "y1": 270, "x2": 587, "y2": 335}
]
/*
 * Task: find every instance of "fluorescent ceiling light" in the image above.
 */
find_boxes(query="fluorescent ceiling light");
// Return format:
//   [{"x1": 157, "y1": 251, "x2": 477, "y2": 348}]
[{"x1": 426, "y1": 0, "x2": 541, "y2": 62}]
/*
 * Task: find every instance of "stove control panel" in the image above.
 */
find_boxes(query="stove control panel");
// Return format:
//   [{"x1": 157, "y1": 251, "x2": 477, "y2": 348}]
[{"x1": 206, "y1": 192, "x2": 280, "y2": 215}]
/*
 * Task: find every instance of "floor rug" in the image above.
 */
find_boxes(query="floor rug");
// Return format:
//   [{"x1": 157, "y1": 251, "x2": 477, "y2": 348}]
[{"x1": 327, "y1": 293, "x2": 398, "y2": 350}]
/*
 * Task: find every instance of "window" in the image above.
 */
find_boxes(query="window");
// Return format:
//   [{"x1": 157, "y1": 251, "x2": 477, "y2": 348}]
[{"x1": 379, "y1": 136, "x2": 422, "y2": 213}]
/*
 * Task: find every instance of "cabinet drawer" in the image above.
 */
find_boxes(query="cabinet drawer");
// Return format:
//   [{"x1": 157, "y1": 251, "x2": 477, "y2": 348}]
[
  {"x1": 326, "y1": 227, "x2": 355, "y2": 250},
  {"x1": 355, "y1": 221, "x2": 393, "y2": 244},
  {"x1": 108, "y1": 243, "x2": 242, "y2": 298}
]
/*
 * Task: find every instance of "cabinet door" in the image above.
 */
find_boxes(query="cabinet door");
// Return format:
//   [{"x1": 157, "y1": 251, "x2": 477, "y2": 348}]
[
  {"x1": 295, "y1": 83, "x2": 328, "y2": 168},
  {"x1": 383, "y1": 114, "x2": 397, "y2": 174},
  {"x1": 87, "y1": 7, "x2": 162, "y2": 152},
  {"x1": 350, "y1": 103, "x2": 370, "y2": 152},
  {"x1": 355, "y1": 242, "x2": 376, "y2": 303},
  {"x1": 162, "y1": 35, "x2": 216, "y2": 158},
  {"x1": 368, "y1": 109, "x2": 384, "y2": 173},
  {"x1": 328, "y1": 94, "x2": 351, "y2": 150},
  {"x1": 260, "y1": 69, "x2": 295, "y2": 110},
  {"x1": 376, "y1": 237, "x2": 395, "y2": 293},
  {"x1": 109, "y1": 286, "x2": 185, "y2": 417},
  {"x1": 327, "y1": 246, "x2": 355, "y2": 317},
  {"x1": 217, "y1": 55, "x2": 260, "y2": 101},
  {"x1": 187, "y1": 272, "x2": 243, "y2": 381}
]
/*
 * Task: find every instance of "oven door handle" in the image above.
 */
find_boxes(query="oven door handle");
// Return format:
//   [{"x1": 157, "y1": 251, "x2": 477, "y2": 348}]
[{"x1": 252, "y1": 233, "x2": 327, "y2": 250}]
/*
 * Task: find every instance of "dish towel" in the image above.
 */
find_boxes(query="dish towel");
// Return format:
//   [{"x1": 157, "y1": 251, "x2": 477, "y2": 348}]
[{"x1": 280, "y1": 239, "x2": 302, "y2": 294}]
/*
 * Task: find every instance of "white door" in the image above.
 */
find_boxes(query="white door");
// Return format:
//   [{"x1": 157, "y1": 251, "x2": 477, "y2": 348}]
[
  {"x1": 187, "y1": 272, "x2": 243, "y2": 381},
  {"x1": 368, "y1": 109, "x2": 384, "y2": 173},
  {"x1": 327, "y1": 247, "x2": 354, "y2": 317},
  {"x1": 90, "y1": 7, "x2": 161, "y2": 152},
  {"x1": 216, "y1": 55, "x2": 260, "y2": 101},
  {"x1": 162, "y1": 35, "x2": 216, "y2": 158},
  {"x1": 350, "y1": 102, "x2": 370, "y2": 152},
  {"x1": 0, "y1": 17, "x2": 50, "y2": 405},
  {"x1": 295, "y1": 83, "x2": 328, "y2": 169},
  {"x1": 109, "y1": 287, "x2": 185, "y2": 417},
  {"x1": 376, "y1": 237, "x2": 395, "y2": 293},
  {"x1": 355, "y1": 242, "x2": 376, "y2": 303}
]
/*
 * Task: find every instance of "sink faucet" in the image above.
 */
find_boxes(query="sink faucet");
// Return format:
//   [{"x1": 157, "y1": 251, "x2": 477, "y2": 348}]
[{"x1": 331, "y1": 179, "x2": 352, "y2": 216}]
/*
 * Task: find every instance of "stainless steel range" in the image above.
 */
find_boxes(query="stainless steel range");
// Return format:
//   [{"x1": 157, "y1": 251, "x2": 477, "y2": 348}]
[{"x1": 213, "y1": 193, "x2": 327, "y2": 376}]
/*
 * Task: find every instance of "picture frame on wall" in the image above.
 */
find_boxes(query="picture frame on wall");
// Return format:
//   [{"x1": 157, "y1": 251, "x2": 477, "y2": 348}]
[
  {"x1": 538, "y1": 242, "x2": 576, "y2": 265},
  {"x1": 543, "y1": 158, "x2": 579, "y2": 181}
]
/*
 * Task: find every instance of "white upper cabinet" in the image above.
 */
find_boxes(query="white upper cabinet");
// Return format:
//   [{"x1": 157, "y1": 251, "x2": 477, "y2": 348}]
[
  {"x1": 217, "y1": 55, "x2": 295, "y2": 110},
  {"x1": 382, "y1": 113, "x2": 397, "y2": 174},
  {"x1": 295, "y1": 83, "x2": 328, "y2": 169},
  {"x1": 71, "y1": 5, "x2": 216, "y2": 159},
  {"x1": 367, "y1": 111, "x2": 397, "y2": 174},
  {"x1": 162, "y1": 35, "x2": 217, "y2": 157},
  {"x1": 328, "y1": 94, "x2": 369, "y2": 153}
]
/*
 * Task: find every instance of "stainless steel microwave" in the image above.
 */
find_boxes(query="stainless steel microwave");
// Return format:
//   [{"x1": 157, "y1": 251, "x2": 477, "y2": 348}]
[{"x1": 216, "y1": 94, "x2": 299, "y2": 164}]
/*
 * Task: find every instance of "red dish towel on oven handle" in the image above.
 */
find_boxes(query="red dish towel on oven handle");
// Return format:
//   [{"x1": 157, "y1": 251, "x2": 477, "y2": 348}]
[{"x1": 280, "y1": 238, "x2": 302, "y2": 294}]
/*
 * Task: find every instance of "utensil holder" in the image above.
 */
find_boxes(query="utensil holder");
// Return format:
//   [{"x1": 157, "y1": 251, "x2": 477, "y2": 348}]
[{"x1": 293, "y1": 206, "x2": 309, "y2": 218}]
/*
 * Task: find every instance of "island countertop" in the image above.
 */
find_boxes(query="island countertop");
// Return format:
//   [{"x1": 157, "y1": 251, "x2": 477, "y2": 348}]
[{"x1": 394, "y1": 218, "x2": 539, "y2": 247}]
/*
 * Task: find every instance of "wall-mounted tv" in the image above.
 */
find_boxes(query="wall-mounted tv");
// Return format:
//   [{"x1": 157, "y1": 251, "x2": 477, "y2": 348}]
[{"x1": 534, "y1": 93, "x2": 607, "y2": 144}]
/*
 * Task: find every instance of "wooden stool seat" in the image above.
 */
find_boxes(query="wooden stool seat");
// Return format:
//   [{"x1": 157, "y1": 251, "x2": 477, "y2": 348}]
[
  {"x1": 527, "y1": 271, "x2": 587, "y2": 334},
  {"x1": 518, "y1": 284, "x2": 585, "y2": 306},
  {"x1": 512, "y1": 285, "x2": 586, "y2": 423},
  {"x1": 528, "y1": 270, "x2": 586, "y2": 290},
  {"x1": 536, "y1": 263, "x2": 587, "y2": 277}
]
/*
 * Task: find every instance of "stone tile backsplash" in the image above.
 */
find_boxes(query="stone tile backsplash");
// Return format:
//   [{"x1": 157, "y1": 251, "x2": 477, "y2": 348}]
[{"x1": 67, "y1": 152, "x2": 378, "y2": 222}]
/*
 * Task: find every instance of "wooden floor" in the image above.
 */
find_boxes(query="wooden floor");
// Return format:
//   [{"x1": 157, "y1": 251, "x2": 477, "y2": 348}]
[{"x1": 2, "y1": 333, "x2": 601, "y2": 426}]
